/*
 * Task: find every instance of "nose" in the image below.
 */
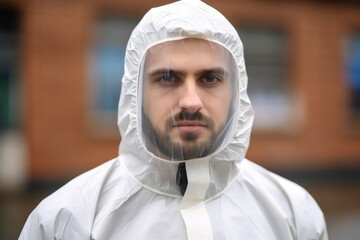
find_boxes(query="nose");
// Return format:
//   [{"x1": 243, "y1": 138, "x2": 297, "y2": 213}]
[{"x1": 178, "y1": 80, "x2": 203, "y2": 113}]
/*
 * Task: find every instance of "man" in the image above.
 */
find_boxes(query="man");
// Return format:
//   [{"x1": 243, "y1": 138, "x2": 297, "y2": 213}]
[{"x1": 20, "y1": 0, "x2": 328, "y2": 239}]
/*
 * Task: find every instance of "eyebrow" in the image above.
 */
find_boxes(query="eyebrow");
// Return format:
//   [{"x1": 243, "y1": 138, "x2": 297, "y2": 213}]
[
  {"x1": 201, "y1": 68, "x2": 228, "y2": 77},
  {"x1": 147, "y1": 69, "x2": 180, "y2": 78},
  {"x1": 146, "y1": 67, "x2": 229, "y2": 78}
]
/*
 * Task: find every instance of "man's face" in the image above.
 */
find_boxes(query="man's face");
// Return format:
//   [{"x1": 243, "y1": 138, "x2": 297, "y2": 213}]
[{"x1": 142, "y1": 38, "x2": 234, "y2": 160}]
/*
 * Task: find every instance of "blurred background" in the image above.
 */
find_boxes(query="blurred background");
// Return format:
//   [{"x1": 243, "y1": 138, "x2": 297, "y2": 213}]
[{"x1": 0, "y1": 0, "x2": 360, "y2": 239}]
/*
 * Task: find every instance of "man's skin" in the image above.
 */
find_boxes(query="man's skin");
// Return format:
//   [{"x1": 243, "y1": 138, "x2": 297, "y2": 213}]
[{"x1": 142, "y1": 38, "x2": 233, "y2": 160}]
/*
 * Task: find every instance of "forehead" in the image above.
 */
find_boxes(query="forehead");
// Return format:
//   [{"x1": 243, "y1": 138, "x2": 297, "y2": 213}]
[{"x1": 144, "y1": 38, "x2": 230, "y2": 72}]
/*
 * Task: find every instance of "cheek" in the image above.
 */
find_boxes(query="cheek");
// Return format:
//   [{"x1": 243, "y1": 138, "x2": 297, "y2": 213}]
[
  {"x1": 223, "y1": 92, "x2": 233, "y2": 116},
  {"x1": 142, "y1": 90, "x2": 157, "y2": 127},
  {"x1": 143, "y1": 92, "x2": 174, "y2": 127},
  {"x1": 142, "y1": 93, "x2": 151, "y2": 119},
  {"x1": 210, "y1": 94, "x2": 232, "y2": 127},
  {"x1": 218, "y1": 102, "x2": 231, "y2": 124}
]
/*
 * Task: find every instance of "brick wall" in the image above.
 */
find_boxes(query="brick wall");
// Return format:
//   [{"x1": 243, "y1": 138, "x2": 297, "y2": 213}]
[{"x1": 9, "y1": 0, "x2": 360, "y2": 182}]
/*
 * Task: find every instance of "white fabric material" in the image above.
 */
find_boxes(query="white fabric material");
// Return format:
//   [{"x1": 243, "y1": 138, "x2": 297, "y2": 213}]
[
  {"x1": 180, "y1": 159, "x2": 213, "y2": 240},
  {"x1": 19, "y1": 0, "x2": 328, "y2": 239},
  {"x1": 19, "y1": 159, "x2": 328, "y2": 240}
]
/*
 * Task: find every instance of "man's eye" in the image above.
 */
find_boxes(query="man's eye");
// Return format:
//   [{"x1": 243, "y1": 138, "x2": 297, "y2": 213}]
[
  {"x1": 201, "y1": 74, "x2": 222, "y2": 85},
  {"x1": 160, "y1": 73, "x2": 175, "y2": 82},
  {"x1": 155, "y1": 72, "x2": 180, "y2": 87},
  {"x1": 204, "y1": 75, "x2": 217, "y2": 83}
]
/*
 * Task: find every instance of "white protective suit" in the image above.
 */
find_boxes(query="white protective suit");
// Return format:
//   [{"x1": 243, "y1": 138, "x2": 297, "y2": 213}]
[{"x1": 20, "y1": 0, "x2": 328, "y2": 239}]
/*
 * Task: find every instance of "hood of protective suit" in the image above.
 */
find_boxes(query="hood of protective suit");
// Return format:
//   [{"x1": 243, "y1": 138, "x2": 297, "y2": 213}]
[{"x1": 117, "y1": 0, "x2": 253, "y2": 199}]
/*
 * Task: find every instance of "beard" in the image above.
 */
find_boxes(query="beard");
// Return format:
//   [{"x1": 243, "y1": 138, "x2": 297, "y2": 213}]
[{"x1": 142, "y1": 110, "x2": 222, "y2": 160}]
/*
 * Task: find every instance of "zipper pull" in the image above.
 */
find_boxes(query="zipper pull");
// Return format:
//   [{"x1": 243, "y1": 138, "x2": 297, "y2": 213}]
[{"x1": 176, "y1": 162, "x2": 188, "y2": 195}]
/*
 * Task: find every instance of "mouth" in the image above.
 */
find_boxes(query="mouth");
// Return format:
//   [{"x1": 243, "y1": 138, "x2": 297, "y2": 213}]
[{"x1": 174, "y1": 121, "x2": 207, "y2": 132}]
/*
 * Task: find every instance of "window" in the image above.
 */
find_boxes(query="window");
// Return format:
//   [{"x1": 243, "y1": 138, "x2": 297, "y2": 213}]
[
  {"x1": 0, "y1": 7, "x2": 21, "y2": 132},
  {"x1": 346, "y1": 32, "x2": 360, "y2": 119},
  {"x1": 0, "y1": 7, "x2": 26, "y2": 190},
  {"x1": 237, "y1": 27, "x2": 294, "y2": 132},
  {"x1": 89, "y1": 17, "x2": 138, "y2": 135}
]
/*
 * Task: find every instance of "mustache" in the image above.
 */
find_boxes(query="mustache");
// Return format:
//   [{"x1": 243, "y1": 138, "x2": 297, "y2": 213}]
[
  {"x1": 166, "y1": 110, "x2": 211, "y2": 126},
  {"x1": 176, "y1": 111, "x2": 203, "y2": 121}
]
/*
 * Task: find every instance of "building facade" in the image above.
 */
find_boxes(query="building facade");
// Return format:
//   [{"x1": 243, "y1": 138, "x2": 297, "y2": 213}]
[{"x1": 1, "y1": 0, "x2": 360, "y2": 186}]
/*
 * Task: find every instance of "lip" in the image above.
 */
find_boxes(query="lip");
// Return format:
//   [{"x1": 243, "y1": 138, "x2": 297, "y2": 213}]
[{"x1": 174, "y1": 121, "x2": 207, "y2": 132}]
